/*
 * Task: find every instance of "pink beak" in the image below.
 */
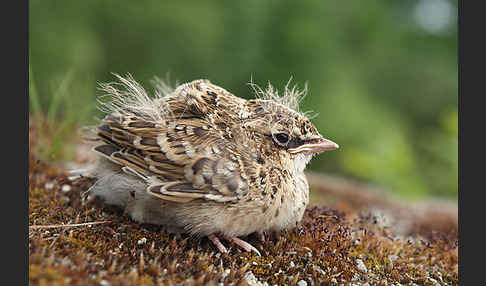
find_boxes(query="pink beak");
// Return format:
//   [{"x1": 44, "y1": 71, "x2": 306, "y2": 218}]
[{"x1": 288, "y1": 138, "x2": 339, "y2": 154}]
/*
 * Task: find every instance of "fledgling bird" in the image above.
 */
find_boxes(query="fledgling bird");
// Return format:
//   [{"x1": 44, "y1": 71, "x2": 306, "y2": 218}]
[{"x1": 78, "y1": 74, "x2": 338, "y2": 255}]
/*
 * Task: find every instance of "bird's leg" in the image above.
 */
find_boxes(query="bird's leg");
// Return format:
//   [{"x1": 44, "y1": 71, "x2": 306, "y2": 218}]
[
  {"x1": 222, "y1": 234, "x2": 261, "y2": 256},
  {"x1": 208, "y1": 234, "x2": 228, "y2": 254},
  {"x1": 257, "y1": 231, "x2": 266, "y2": 243}
]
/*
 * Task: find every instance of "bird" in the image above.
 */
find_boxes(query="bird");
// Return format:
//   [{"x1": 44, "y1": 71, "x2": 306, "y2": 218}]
[{"x1": 77, "y1": 73, "x2": 339, "y2": 255}]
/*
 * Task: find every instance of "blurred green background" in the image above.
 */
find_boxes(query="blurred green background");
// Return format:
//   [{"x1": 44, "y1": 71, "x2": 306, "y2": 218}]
[{"x1": 29, "y1": 0, "x2": 457, "y2": 200}]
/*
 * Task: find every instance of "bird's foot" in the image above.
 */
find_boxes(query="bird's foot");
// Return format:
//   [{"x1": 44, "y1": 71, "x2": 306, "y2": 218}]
[
  {"x1": 208, "y1": 234, "x2": 261, "y2": 256},
  {"x1": 208, "y1": 234, "x2": 228, "y2": 254}
]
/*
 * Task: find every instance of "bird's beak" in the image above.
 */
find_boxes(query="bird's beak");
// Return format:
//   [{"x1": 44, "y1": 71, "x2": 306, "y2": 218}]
[{"x1": 288, "y1": 138, "x2": 339, "y2": 155}]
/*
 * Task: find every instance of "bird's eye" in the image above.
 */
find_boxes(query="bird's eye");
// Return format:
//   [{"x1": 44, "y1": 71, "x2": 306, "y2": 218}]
[{"x1": 273, "y1": 133, "x2": 290, "y2": 146}]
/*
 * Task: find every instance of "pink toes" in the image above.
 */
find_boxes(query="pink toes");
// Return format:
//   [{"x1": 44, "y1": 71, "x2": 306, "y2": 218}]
[
  {"x1": 208, "y1": 234, "x2": 261, "y2": 256},
  {"x1": 223, "y1": 235, "x2": 261, "y2": 256},
  {"x1": 208, "y1": 234, "x2": 228, "y2": 254}
]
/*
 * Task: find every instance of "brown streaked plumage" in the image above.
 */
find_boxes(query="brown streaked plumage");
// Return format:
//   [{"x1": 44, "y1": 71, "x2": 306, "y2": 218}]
[{"x1": 78, "y1": 74, "x2": 339, "y2": 255}]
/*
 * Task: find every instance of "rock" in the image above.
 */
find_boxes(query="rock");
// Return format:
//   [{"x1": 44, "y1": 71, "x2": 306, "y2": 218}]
[
  {"x1": 356, "y1": 259, "x2": 367, "y2": 273},
  {"x1": 297, "y1": 280, "x2": 307, "y2": 286},
  {"x1": 243, "y1": 271, "x2": 265, "y2": 286}
]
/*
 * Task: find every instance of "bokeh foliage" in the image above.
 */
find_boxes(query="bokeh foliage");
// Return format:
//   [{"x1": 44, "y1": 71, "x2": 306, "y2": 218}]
[{"x1": 29, "y1": 0, "x2": 457, "y2": 199}]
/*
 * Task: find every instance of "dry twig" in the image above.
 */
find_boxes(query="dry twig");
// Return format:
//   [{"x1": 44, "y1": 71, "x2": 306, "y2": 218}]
[{"x1": 29, "y1": 221, "x2": 111, "y2": 230}]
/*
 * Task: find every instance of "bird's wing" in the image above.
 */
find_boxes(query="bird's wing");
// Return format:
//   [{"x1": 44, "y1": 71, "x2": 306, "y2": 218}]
[{"x1": 91, "y1": 78, "x2": 251, "y2": 203}]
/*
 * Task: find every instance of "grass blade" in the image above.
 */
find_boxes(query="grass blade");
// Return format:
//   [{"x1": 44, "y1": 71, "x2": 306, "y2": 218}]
[{"x1": 47, "y1": 70, "x2": 74, "y2": 127}]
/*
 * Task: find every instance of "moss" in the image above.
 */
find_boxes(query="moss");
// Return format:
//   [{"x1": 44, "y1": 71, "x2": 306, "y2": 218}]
[{"x1": 29, "y1": 123, "x2": 458, "y2": 285}]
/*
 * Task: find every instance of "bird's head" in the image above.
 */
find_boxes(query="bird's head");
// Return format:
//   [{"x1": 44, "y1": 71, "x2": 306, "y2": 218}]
[{"x1": 241, "y1": 83, "x2": 338, "y2": 173}]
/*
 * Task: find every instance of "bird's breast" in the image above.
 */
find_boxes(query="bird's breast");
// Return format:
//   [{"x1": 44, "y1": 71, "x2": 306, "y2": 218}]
[{"x1": 267, "y1": 172, "x2": 309, "y2": 231}]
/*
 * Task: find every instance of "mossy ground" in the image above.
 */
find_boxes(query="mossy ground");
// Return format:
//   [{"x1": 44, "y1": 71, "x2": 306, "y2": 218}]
[{"x1": 29, "y1": 122, "x2": 458, "y2": 286}]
